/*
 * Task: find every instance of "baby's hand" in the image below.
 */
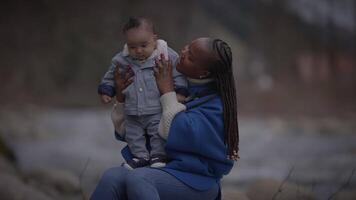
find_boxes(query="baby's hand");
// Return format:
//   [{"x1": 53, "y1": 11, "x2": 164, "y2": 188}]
[
  {"x1": 101, "y1": 95, "x2": 112, "y2": 104},
  {"x1": 176, "y1": 94, "x2": 186, "y2": 103}
]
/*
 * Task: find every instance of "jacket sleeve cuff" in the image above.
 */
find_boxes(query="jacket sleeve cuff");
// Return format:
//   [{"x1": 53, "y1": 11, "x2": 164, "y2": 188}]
[
  {"x1": 98, "y1": 84, "x2": 116, "y2": 97},
  {"x1": 158, "y1": 92, "x2": 186, "y2": 139},
  {"x1": 160, "y1": 92, "x2": 179, "y2": 109}
]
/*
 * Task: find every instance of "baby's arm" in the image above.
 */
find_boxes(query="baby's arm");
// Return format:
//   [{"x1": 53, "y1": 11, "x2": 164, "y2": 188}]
[{"x1": 98, "y1": 56, "x2": 120, "y2": 104}]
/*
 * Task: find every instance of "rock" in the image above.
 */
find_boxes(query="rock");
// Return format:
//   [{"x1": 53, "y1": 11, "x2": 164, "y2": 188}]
[
  {"x1": 0, "y1": 136, "x2": 18, "y2": 175},
  {"x1": 24, "y1": 168, "x2": 81, "y2": 194},
  {"x1": 222, "y1": 188, "x2": 250, "y2": 200},
  {"x1": 0, "y1": 155, "x2": 17, "y2": 175},
  {"x1": 332, "y1": 190, "x2": 356, "y2": 200},
  {"x1": 0, "y1": 135, "x2": 16, "y2": 162},
  {"x1": 246, "y1": 178, "x2": 316, "y2": 200},
  {"x1": 0, "y1": 173, "x2": 54, "y2": 200}
]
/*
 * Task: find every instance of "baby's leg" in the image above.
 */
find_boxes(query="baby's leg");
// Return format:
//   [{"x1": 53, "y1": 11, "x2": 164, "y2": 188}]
[
  {"x1": 145, "y1": 113, "x2": 165, "y2": 157},
  {"x1": 125, "y1": 115, "x2": 149, "y2": 160},
  {"x1": 144, "y1": 113, "x2": 167, "y2": 167}
]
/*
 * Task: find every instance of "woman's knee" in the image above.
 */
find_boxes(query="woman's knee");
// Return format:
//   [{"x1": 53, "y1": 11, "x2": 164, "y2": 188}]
[
  {"x1": 125, "y1": 168, "x2": 160, "y2": 199},
  {"x1": 125, "y1": 168, "x2": 150, "y2": 186},
  {"x1": 127, "y1": 167, "x2": 159, "y2": 183},
  {"x1": 100, "y1": 167, "x2": 128, "y2": 186},
  {"x1": 90, "y1": 167, "x2": 129, "y2": 200}
]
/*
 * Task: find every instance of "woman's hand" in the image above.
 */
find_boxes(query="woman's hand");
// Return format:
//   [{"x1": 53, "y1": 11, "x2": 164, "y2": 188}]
[
  {"x1": 154, "y1": 54, "x2": 174, "y2": 95},
  {"x1": 114, "y1": 64, "x2": 134, "y2": 103}
]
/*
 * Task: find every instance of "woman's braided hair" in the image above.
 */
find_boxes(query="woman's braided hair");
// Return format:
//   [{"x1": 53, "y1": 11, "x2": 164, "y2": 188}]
[{"x1": 208, "y1": 38, "x2": 239, "y2": 160}]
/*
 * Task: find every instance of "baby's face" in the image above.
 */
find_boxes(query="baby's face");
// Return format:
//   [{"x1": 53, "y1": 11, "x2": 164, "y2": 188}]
[{"x1": 125, "y1": 27, "x2": 157, "y2": 61}]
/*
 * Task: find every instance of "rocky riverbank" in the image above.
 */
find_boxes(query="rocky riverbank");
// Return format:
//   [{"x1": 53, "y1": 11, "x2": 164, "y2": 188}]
[{"x1": 0, "y1": 107, "x2": 355, "y2": 199}]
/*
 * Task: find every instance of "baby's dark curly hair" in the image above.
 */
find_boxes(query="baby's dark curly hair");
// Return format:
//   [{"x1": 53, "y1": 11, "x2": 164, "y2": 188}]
[{"x1": 122, "y1": 17, "x2": 156, "y2": 34}]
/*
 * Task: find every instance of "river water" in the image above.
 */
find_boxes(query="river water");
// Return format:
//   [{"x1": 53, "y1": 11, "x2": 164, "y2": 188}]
[{"x1": 1, "y1": 107, "x2": 355, "y2": 199}]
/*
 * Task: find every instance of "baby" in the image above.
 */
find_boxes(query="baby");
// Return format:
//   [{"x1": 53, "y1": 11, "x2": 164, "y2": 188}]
[{"x1": 98, "y1": 17, "x2": 187, "y2": 169}]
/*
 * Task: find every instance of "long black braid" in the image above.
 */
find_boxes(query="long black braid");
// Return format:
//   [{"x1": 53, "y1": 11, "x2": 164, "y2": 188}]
[{"x1": 208, "y1": 39, "x2": 239, "y2": 160}]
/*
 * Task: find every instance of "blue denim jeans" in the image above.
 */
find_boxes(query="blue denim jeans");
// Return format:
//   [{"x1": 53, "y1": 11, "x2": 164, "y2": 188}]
[{"x1": 90, "y1": 166, "x2": 219, "y2": 200}]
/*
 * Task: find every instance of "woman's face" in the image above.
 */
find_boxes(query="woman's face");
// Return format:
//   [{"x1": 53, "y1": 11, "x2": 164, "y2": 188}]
[{"x1": 177, "y1": 38, "x2": 212, "y2": 79}]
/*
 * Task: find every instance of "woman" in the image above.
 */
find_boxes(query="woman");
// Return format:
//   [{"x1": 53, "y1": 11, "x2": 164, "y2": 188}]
[{"x1": 90, "y1": 37, "x2": 239, "y2": 200}]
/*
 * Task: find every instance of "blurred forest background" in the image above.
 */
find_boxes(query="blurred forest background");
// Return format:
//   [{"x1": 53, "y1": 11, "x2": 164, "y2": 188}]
[
  {"x1": 1, "y1": 0, "x2": 355, "y2": 115},
  {"x1": 0, "y1": 0, "x2": 356, "y2": 200}
]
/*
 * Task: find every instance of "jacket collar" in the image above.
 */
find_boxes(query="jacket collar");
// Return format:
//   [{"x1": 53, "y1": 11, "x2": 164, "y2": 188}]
[
  {"x1": 122, "y1": 39, "x2": 168, "y2": 69},
  {"x1": 122, "y1": 39, "x2": 168, "y2": 60},
  {"x1": 184, "y1": 82, "x2": 217, "y2": 104}
]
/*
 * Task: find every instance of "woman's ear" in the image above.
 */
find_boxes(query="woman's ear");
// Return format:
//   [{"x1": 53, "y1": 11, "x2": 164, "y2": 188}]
[
  {"x1": 203, "y1": 71, "x2": 211, "y2": 78},
  {"x1": 199, "y1": 71, "x2": 211, "y2": 79}
]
